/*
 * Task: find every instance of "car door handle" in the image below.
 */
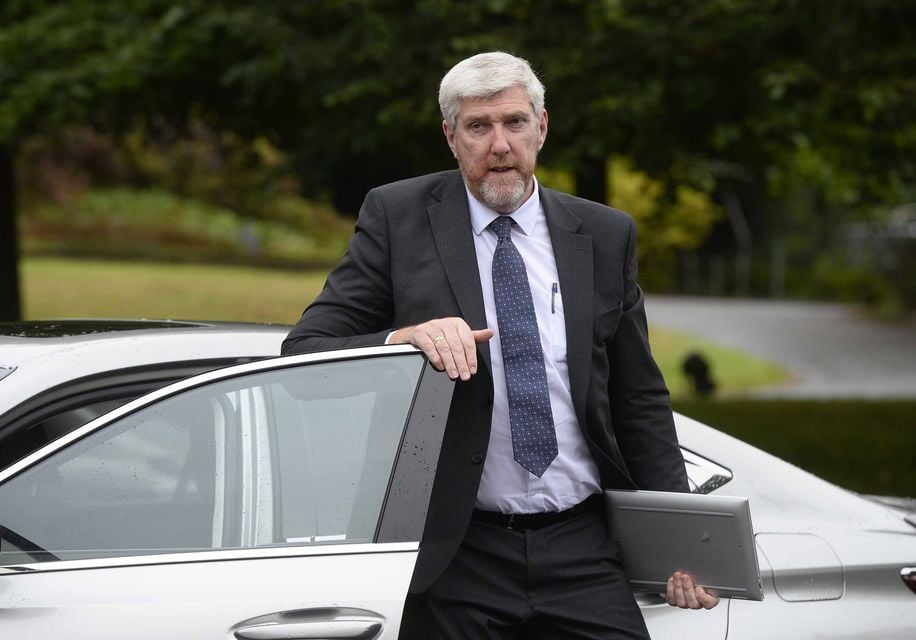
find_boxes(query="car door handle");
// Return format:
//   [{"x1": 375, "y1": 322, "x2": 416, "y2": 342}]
[
  {"x1": 233, "y1": 608, "x2": 384, "y2": 640},
  {"x1": 234, "y1": 620, "x2": 381, "y2": 639}
]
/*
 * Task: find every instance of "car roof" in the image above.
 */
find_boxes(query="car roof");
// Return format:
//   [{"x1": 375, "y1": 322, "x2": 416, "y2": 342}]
[
  {"x1": 0, "y1": 318, "x2": 286, "y2": 359},
  {"x1": 0, "y1": 319, "x2": 289, "y2": 415},
  {"x1": 0, "y1": 319, "x2": 286, "y2": 344}
]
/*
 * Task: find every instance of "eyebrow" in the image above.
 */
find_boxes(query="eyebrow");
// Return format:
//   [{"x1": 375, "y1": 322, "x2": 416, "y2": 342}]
[{"x1": 461, "y1": 109, "x2": 531, "y2": 123}]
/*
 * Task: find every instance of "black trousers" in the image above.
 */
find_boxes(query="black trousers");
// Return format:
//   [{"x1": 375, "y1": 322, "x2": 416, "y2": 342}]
[{"x1": 399, "y1": 501, "x2": 651, "y2": 640}]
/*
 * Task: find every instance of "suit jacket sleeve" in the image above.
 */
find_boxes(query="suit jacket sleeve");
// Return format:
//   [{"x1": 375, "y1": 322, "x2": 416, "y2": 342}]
[
  {"x1": 282, "y1": 188, "x2": 395, "y2": 355},
  {"x1": 606, "y1": 219, "x2": 688, "y2": 492}
]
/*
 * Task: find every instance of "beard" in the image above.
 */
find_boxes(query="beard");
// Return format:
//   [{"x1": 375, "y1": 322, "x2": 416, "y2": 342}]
[{"x1": 476, "y1": 170, "x2": 530, "y2": 213}]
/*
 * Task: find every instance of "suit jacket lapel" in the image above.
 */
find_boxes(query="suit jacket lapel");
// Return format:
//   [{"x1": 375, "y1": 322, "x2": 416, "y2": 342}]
[
  {"x1": 427, "y1": 172, "x2": 492, "y2": 369},
  {"x1": 541, "y1": 187, "x2": 593, "y2": 424}
]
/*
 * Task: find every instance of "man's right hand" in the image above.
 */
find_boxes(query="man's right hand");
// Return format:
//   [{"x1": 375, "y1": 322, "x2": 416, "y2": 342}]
[{"x1": 389, "y1": 318, "x2": 493, "y2": 381}]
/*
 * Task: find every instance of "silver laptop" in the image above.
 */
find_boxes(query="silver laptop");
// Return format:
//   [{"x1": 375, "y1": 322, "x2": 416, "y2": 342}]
[{"x1": 604, "y1": 489, "x2": 763, "y2": 601}]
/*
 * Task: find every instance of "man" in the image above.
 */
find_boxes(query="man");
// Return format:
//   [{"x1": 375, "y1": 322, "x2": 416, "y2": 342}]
[{"x1": 283, "y1": 51, "x2": 718, "y2": 639}]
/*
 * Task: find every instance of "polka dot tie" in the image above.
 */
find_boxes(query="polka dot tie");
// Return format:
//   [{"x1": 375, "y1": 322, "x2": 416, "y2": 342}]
[{"x1": 490, "y1": 216, "x2": 557, "y2": 477}]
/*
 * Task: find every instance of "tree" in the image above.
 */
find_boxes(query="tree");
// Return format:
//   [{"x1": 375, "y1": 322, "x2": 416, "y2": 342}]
[
  {"x1": 3, "y1": 0, "x2": 915, "y2": 318},
  {"x1": 0, "y1": 145, "x2": 18, "y2": 320}
]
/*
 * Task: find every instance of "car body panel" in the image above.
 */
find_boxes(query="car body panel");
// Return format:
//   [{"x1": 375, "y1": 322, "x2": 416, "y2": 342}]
[
  {"x1": 0, "y1": 346, "x2": 453, "y2": 640},
  {"x1": 0, "y1": 320, "x2": 288, "y2": 468},
  {"x1": 1, "y1": 548, "x2": 418, "y2": 639},
  {"x1": 0, "y1": 324, "x2": 913, "y2": 638},
  {"x1": 675, "y1": 415, "x2": 916, "y2": 639},
  {"x1": 0, "y1": 320, "x2": 287, "y2": 414}
]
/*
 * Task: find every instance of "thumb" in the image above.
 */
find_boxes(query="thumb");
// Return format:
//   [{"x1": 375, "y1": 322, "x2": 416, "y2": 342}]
[{"x1": 472, "y1": 328, "x2": 494, "y2": 343}]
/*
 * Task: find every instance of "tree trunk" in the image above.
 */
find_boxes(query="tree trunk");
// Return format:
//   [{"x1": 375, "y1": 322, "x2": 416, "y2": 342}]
[
  {"x1": 573, "y1": 154, "x2": 608, "y2": 205},
  {"x1": 0, "y1": 144, "x2": 21, "y2": 321}
]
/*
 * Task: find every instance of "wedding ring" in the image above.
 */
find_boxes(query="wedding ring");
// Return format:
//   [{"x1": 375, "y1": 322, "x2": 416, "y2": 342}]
[{"x1": 433, "y1": 336, "x2": 445, "y2": 344}]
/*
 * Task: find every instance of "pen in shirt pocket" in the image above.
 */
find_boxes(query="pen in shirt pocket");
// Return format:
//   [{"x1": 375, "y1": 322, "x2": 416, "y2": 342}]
[{"x1": 551, "y1": 282, "x2": 558, "y2": 313}]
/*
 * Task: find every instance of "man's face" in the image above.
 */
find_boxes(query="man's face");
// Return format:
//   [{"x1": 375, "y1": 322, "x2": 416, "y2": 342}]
[{"x1": 443, "y1": 85, "x2": 548, "y2": 214}]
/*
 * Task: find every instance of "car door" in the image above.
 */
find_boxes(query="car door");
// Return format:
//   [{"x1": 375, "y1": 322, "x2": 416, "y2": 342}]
[{"x1": 0, "y1": 346, "x2": 453, "y2": 640}]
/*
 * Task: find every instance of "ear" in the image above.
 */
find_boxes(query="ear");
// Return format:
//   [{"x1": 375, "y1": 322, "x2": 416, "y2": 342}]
[
  {"x1": 538, "y1": 109, "x2": 549, "y2": 151},
  {"x1": 443, "y1": 120, "x2": 458, "y2": 158}
]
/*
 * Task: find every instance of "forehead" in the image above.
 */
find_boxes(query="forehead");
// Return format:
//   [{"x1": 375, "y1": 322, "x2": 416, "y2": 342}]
[{"x1": 456, "y1": 85, "x2": 535, "y2": 122}]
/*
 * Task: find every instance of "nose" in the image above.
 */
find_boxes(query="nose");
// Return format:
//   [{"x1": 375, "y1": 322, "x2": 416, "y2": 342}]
[{"x1": 490, "y1": 125, "x2": 510, "y2": 155}]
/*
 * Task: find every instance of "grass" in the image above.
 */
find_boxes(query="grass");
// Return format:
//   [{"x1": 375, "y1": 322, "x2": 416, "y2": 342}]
[
  {"x1": 21, "y1": 257, "x2": 328, "y2": 325},
  {"x1": 21, "y1": 256, "x2": 789, "y2": 394},
  {"x1": 650, "y1": 325, "x2": 790, "y2": 398}
]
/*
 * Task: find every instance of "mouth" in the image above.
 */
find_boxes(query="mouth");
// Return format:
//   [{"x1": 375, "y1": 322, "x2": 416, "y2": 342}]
[{"x1": 489, "y1": 166, "x2": 515, "y2": 174}]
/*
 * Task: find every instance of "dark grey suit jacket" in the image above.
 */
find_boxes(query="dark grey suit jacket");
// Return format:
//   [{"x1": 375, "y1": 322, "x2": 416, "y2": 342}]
[{"x1": 282, "y1": 169, "x2": 688, "y2": 592}]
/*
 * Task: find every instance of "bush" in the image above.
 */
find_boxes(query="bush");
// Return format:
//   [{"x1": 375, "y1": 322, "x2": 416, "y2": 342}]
[
  {"x1": 673, "y1": 398, "x2": 916, "y2": 497},
  {"x1": 20, "y1": 187, "x2": 352, "y2": 268}
]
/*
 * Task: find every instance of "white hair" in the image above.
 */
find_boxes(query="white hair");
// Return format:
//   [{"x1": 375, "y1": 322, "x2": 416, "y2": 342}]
[{"x1": 438, "y1": 52, "x2": 545, "y2": 128}]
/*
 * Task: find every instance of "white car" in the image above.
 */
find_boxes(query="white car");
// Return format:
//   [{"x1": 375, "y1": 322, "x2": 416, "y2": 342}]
[
  {"x1": 0, "y1": 321, "x2": 913, "y2": 639},
  {"x1": 0, "y1": 319, "x2": 288, "y2": 468}
]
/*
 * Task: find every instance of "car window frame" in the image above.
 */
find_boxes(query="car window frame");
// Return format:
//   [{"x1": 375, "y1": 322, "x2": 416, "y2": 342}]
[
  {"x1": 0, "y1": 345, "x2": 453, "y2": 574},
  {"x1": 0, "y1": 358, "x2": 269, "y2": 468}
]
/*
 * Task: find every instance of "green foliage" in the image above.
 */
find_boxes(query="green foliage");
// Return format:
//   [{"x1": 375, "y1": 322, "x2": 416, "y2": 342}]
[
  {"x1": 20, "y1": 187, "x2": 352, "y2": 267},
  {"x1": 674, "y1": 398, "x2": 916, "y2": 497},
  {"x1": 6, "y1": 1, "x2": 913, "y2": 203},
  {"x1": 805, "y1": 258, "x2": 904, "y2": 320},
  {"x1": 609, "y1": 157, "x2": 723, "y2": 288},
  {"x1": 3, "y1": 0, "x2": 916, "y2": 305}
]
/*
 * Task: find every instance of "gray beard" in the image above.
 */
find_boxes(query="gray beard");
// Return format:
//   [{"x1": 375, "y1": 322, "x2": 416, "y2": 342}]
[{"x1": 479, "y1": 174, "x2": 528, "y2": 213}]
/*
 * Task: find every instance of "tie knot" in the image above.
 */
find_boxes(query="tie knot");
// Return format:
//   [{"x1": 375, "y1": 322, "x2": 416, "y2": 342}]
[{"x1": 489, "y1": 215, "x2": 515, "y2": 240}]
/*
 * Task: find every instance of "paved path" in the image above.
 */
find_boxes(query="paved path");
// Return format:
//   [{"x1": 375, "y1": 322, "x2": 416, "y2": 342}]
[{"x1": 645, "y1": 295, "x2": 916, "y2": 398}]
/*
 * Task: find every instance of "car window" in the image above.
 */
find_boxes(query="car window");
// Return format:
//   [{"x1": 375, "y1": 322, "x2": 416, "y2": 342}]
[
  {"x1": 0, "y1": 358, "x2": 265, "y2": 469},
  {"x1": 0, "y1": 355, "x2": 424, "y2": 565}
]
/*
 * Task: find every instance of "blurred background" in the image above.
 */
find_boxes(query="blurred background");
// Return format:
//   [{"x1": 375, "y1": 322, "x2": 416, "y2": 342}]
[{"x1": 0, "y1": 0, "x2": 913, "y2": 496}]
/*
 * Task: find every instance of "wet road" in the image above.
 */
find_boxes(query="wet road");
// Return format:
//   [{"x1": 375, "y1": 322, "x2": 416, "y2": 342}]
[{"x1": 645, "y1": 295, "x2": 916, "y2": 398}]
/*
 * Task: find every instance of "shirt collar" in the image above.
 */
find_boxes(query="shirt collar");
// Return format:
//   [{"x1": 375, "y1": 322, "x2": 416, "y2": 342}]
[{"x1": 467, "y1": 176, "x2": 541, "y2": 238}]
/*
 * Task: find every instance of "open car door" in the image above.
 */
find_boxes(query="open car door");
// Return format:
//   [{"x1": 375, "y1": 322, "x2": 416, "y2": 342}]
[{"x1": 0, "y1": 346, "x2": 453, "y2": 640}]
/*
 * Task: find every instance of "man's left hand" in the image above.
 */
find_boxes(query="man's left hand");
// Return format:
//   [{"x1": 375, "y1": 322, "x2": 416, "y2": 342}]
[{"x1": 666, "y1": 571, "x2": 720, "y2": 609}]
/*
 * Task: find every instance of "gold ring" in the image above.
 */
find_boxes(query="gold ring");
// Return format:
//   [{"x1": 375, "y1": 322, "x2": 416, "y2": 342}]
[{"x1": 433, "y1": 336, "x2": 445, "y2": 344}]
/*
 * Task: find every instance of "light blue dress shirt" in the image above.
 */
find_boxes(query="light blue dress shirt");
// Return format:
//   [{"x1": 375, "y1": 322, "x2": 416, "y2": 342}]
[{"x1": 467, "y1": 178, "x2": 601, "y2": 514}]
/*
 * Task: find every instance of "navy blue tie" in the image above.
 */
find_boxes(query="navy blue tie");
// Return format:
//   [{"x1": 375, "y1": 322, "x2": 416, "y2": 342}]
[{"x1": 490, "y1": 216, "x2": 557, "y2": 477}]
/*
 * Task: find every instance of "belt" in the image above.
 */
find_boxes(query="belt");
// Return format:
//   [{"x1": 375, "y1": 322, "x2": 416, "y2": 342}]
[{"x1": 471, "y1": 493, "x2": 603, "y2": 530}]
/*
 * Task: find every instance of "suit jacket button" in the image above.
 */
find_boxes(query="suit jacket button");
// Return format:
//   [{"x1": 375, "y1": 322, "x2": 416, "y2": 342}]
[
  {"x1": 471, "y1": 453, "x2": 484, "y2": 464},
  {"x1": 483, "y1": 396, "x2": 493, "y2": 408}
]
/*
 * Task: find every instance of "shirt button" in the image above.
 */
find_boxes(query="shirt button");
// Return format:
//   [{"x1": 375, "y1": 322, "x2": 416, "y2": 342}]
[{"x1": 471, "y1": 453, "x2": 484, "y2": 464}]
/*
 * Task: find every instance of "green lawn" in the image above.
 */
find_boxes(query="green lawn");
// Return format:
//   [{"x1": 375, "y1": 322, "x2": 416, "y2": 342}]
[
  {"x1": 21, "y1": 256, "x2": 789, "y2": 397},
  {"x1": 650, "y1": 325, "x2": 790, "y2": 398},
  {"x1": 22, "y1": 256, "x2": 328, "y2": 325}
]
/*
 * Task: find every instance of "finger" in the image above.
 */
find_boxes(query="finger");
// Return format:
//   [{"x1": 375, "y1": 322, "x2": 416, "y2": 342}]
[
  {"x1": 450, "y1": 322, "x2": 479, "y2": 381},
  {"x1": 695, "y1": 586, "x2": 720, "y2": 609},
  {"x1": 434, "y1": 319, "x2": 479, "y2": 381},
  {"x1": 681, "y1": 574, "x2": 702, "y2": 609},
  {"x1": 457, "y1": 329, "x2": 493, "y2": 378},
  {"x1": 439, "y1": 326, "x2": 470, "y2": 381},
  {"x1": 440, "y1": 319, "x2": 487, "y2": 381},
  {"x1": 425, "y1": 326, "x2": 463, "y2": 380},
  {"x1": 668, "y1": 572, "x2": 686, "y2": 607},
  {"x1": 417, "y1": 329, "x2": 449, "y2": 374},
  {"x1": 472, "y1": 328, "x2": 494, "y2": 344}
]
